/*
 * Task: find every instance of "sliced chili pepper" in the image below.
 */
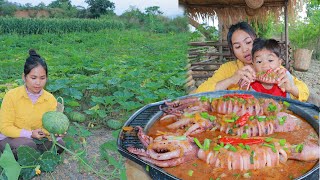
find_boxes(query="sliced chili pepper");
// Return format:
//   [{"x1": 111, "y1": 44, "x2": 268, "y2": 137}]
[
  {"x1": 235, "y1": 112, "x2": 250, "y2": 127},
  {"x1": 219, "y1": 137, "x2": 264, "y2": 145},
  {"x1": 222, "y1": 93, "x2": 254, "y2": 99}
]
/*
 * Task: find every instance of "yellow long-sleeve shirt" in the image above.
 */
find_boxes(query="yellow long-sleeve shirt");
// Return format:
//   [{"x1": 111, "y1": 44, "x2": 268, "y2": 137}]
[
  {"x1": 0, "y1": 86, "x2": 57, "y2": 138},
  {"x1": 195, "y1": 60, "x2": 309, "y2": 101}
]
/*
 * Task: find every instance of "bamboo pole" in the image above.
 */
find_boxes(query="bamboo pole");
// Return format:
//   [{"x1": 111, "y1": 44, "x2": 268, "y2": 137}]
[{"x1": 285, "y1": 0, "x2": 289, "y2": 70}]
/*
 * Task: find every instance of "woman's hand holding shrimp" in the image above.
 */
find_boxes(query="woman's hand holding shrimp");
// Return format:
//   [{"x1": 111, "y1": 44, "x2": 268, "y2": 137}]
[
  {"x1": 234, "y1": 65, "x2": 256, "y2": 90},
  {"x1": 234, "y1": 65, "x2": 256, "y2": 83}
]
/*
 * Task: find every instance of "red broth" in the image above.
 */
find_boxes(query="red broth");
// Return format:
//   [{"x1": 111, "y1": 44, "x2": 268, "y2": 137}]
[{"x1": 147, "y1": 113, "x2": 318, "y2": 180}]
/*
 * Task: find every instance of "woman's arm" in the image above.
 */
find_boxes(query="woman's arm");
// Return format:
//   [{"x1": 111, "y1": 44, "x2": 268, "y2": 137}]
[
  {"x1": 290, "y1": 76, "x2": 309, "y2": 101},
  {"x1": 0, "y1": 94, "x2": 24, "y2": 138},
  {"x1": 196, "y1": 61, "x2": 256, "y2": 93},
  {"x1": 215, "y1": 65, "x2": 255, "y2": 90},
  {"x1": 195, "y1": 62, "x2": 236, "y2": 93}
]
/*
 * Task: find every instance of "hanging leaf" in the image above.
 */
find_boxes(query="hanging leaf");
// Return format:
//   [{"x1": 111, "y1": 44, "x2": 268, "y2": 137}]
[{"x1": 0, "y1": 144, "x2": 22, "y2": 180}]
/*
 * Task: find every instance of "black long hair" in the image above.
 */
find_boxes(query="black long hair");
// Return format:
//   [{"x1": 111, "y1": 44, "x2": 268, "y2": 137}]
[
  {"x1": 227, "y1": 21, "x2": 257, "y2": 56},
  {"x1": 24, "y1": 49, "x2": 48, "y2": 77}
]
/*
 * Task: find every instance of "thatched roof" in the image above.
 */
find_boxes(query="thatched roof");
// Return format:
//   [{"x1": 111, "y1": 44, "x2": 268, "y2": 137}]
[{"x1": 179, "y1": 0, "x2": 302, "y2": 33}]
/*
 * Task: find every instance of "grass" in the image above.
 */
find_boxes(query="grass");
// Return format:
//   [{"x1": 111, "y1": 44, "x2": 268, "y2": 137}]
[{"x1": 0, "y1": 29, "x2": 190, "y2": 179}]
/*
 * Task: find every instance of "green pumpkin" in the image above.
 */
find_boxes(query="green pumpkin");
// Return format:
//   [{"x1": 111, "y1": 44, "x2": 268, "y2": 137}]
[
  {"x1": 42, "y1": 111, "x2": 70, "y2": 134},
  {"x1": 69, "y1": 111, "x2": 86, "y2": 123},
  {"x1": 106, "y1": 119, "x2": 123, "y2": 130}
]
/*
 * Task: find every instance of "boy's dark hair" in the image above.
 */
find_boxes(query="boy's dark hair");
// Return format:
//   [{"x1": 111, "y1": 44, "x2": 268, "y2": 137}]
[
  {"x1": 252, "y1": 38, "x2": 281, "y2": 60},
  {"x1": 24, "y1": 49, "x2": 48, "y2": 76},
  {"x1": 227, "y1": 21, "x2": 257, "y2": 56}
]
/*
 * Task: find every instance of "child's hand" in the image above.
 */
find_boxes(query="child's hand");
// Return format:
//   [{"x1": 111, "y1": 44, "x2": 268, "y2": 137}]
[{"x1": 275, "y1": 68, "x2": 293, "y2": 92}]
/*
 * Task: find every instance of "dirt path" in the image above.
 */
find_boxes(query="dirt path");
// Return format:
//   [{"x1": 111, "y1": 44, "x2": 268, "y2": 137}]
[
  {"x1": 292, "y1": 59, "x2": 320, "y2": 106},
  {"x1": 34, "y1": 127, "x2": 115, "y2": 179}
]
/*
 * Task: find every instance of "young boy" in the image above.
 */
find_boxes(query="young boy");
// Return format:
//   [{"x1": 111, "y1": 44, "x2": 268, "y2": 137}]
[{"x1": 245, "y1": 38, "x2": 301, "y2": 98}]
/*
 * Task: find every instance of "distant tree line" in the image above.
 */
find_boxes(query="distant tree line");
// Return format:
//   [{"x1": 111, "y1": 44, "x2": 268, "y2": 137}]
[
  {"x1": 0, "y1": 0, "x2": 189, "y2": 34},
  {"x1": 0, "y1": 0, "x2": 115, "y2": 18}
]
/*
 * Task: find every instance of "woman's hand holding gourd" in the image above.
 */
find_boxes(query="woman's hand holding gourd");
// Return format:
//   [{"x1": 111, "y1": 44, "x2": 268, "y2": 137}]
[{"x1": 31, "y1": 129, "x2": 46, "y2": 140}]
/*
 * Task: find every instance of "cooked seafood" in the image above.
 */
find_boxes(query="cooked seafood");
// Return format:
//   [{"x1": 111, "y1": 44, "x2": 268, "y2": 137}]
[
  {"x1": 212, "y1": 112, "x2": 300, "y2": 137},
  {"x1": 197, "y1": 137, "x2": 319, "y2": 171},
  {"x1": 160, "y1": 96, "x2": 211, "y2": 118},
  {"x1": 210, "y1": 94, "x2": 284, "y2": 116},
  {"x1": 256, "y1": 69, "x2": 280, "y2": 84},
  {"x1": 166, "y1": 112, "x2": 213, "y2": 136},
  {"x1": 127, "y1": 126, "x2": 198, "y2": 167},
  {"x1": 126, "y1": 94, "x2": 319, "y2": 179}
]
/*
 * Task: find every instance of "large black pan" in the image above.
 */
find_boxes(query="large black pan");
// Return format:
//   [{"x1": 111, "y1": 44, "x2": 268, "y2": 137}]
[{"x1": 117, "y1": 90, "x2": 319, "y2": 180}]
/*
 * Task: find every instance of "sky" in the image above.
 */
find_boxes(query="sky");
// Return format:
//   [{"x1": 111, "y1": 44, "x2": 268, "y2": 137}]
[{"x1": 8, "y1": 0, "x2": 185, "y2": 17}]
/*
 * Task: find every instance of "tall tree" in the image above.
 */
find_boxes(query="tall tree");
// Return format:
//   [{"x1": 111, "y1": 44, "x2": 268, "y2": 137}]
[
  {"x1": 48, "y1": 0, "x2": 72, "y2": 9},
  {"x1": 85, "y1": 0, "x2": 115, "y2": 18},
  {"x1": 144, "y1": 6, "x2": 163, "y2": 16}
]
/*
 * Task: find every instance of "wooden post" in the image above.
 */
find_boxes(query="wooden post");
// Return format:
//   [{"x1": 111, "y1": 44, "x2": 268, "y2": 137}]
[
  {"x1": 219, "y1": 21, "x2": 223, "y2": 61},
  {"x1": 284, "y1": 0, "x2": 289, "y2": 69}
]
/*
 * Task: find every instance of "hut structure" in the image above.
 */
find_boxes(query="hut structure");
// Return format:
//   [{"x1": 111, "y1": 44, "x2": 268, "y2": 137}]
[{"x1": 179, "y1": 0, "x2": 303, "y2": 93}]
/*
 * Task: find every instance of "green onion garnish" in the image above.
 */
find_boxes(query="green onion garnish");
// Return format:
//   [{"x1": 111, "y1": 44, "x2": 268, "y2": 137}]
[
  {"x1": 213, "y1": 145, "x2": 221, "y2": 151},
  {"x1": 199, "y1": 96, "x2": 209, "y2": 102},
  {"x1": 250, "y1": 151, "x2": 255, "y2": 164},
  {"x1": 229, "y1": 145, "x2": 237, "y2": 152},
  {"x1": 232, "y1": 115, "x2": 239, "y2": 121},
  {"x1": 267, "y1": 103, "x2": 277, "y2": 112},
  {"x1": 203, "y1": 139, "x2": 211, "y2": 150},
  {"x1": 188, "y1": 170, "x2": 193, "y2": 176},
  {"x1": 193, "y1": 138, "x2": 203, "y2": 149},
  {"x1": 257, "y1": 116, "x2": 266, "y2": 122},
  {"x1": 263, "y1": 143, "x2": 277, "y2": 153},
  {"x1": 265, "y1": 137, "x2": 273, "y2": 142},
  {"x1": 241, "y1": 133, "x2": 248, "y2": 139},
  {"x1": 238, "y1": 143, "x2": 245, "y2": 149},
  {"x1": 200, "y1": 112, "x2": 209, "y2": 119},
  {"x1": 249, "y1": 115, "x2": 255, "y2": 120},
  {"x1": 278, "y1": 116, "x2": 287, "y2": 125},
  {"x1": 209, "y1": 115, "x2": 216, "y2": 121},
  {"x1": 295, "y1": 144, "x2": 304, "y2": 153},
  {"x1": 224, "y1": 144, "x2": 231, "y2": 149},
  {"x1": 279, "y1": 139, "x2": 286, "y2": 146},
  {"x1": 225, "y1": 119, "x2": 235, "y2": 123},
  {"x1": 283, "y1": 101, "x2": 290, "y2": 107},
  {"x1": 184, "y1": 113, "x2": 194, "y2": 118}
]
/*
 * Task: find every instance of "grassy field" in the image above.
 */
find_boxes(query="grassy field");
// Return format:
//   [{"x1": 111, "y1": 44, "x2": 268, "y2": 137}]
[
  {"x1": 0, "y1": 29, "x2": 190, "y2": 179},
  {"x1": 0, "y1": 29, "x2": 190, "y2": 124}
]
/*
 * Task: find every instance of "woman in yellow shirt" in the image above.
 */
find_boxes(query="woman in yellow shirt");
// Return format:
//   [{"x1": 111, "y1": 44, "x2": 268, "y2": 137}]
[
  {"x1": 196, "y1": 21, "x2": 309, "y2": 101},
  {"x1": 0, "y1": 49, "x2": 63, "y2": 157}
]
